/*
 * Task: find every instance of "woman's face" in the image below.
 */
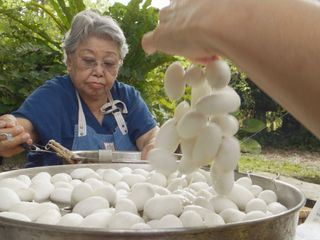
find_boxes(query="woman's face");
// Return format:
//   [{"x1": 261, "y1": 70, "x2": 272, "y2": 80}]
[{"x1": 67, "y1": 36, "x2": 121, "y2": 101}]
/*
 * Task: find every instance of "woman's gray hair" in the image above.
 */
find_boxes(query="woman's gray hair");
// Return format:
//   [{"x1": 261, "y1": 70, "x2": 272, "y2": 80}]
[{"x1": 62, "y1": 9, "x2": 129, "y2": 64}]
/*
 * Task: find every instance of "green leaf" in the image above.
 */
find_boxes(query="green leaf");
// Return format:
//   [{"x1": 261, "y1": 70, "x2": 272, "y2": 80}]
[
  {"x1": 241, "y1": 118, "x2": 265, "y2": 133},
  {"x1": 240, "y1": 138, "x2": 262, "y2": 154}
]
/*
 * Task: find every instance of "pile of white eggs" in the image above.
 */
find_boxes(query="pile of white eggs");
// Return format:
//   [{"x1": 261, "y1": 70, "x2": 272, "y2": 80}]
[
  {"x1": 0, "y1": 166, "x2": 287, "y2": 229},
  {"x1": 0, "y1": 59, "x2": 288, "y2": 229},
  {"x1": 149, "y1": 60, "x2": 241, "y2": 195}
]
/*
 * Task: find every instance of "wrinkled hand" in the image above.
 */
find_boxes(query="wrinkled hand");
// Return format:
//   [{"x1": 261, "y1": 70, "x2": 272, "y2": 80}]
[
  {"x1": 142, "y1": 0, "x2": 224, "y2": 63},
  {"x1": 0, "y1": 114, "x2": 32, "y2": 157}
]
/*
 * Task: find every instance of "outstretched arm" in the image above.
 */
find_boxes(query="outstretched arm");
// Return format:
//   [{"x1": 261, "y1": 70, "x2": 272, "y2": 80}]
[{"x1": 142, "y1": 0, "x2": 320, "y2": 138}]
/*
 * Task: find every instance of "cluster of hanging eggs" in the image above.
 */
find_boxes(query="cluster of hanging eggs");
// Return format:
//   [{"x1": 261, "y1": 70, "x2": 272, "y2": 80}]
[{"x1": 148, "y1": 59, "x2": 241, "y2": 195}]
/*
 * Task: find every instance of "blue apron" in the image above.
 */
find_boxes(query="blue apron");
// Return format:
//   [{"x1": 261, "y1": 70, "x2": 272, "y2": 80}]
[{"x1": 72, "y1": 90, "x2": 137, "y2": 152}]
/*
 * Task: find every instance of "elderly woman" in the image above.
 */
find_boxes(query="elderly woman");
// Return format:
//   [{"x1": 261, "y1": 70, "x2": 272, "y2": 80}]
[{"x1": 0, "y1": 10, "x2": 158, "y2": 167}]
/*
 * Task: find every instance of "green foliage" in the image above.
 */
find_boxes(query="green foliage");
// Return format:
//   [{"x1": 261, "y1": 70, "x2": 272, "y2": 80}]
[
  {"x1": 239, "y1": 155, "x2": 320, "y2": 184},
  {"x1": 106, "y1": 0, "x2": 175, "y2": 84}
]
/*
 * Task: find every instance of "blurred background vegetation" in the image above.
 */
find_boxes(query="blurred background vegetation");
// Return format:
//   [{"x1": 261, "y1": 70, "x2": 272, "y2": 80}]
[{"x1": 0, "y1": 0, "x2": 319, "y2": 154}]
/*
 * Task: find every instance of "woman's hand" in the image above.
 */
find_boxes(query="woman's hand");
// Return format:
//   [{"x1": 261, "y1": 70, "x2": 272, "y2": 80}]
[{"x1": 0, "y1": 114, "x2": 33, "y2": 157}]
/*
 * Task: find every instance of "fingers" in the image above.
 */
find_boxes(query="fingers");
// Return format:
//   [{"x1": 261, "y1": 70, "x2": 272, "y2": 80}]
[
  {"x1": 0, "y1": 124, "x2": 32, "y2": 157},
  {"x1": 0, "y1": 114, "x2": 17, "y2": 128},
  {"x1": 141, "y1": 31, "x2": 157, "y2": 55}
]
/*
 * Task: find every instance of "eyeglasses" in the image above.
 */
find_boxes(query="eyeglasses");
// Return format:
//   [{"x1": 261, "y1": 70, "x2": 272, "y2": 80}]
[{"x1": 78, "y1": 57, "x2": 121, "y2": 74}]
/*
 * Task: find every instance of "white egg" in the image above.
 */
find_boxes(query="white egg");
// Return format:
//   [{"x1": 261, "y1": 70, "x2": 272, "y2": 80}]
[
  {"x1": 258, "y1": 190, "x2": 278, "y2": 204},
  {"x1": 70, "y1": 179, "x2": 82, "y2": 187},
  {"x1": 144, "y1": 195, "x2": 183, "y2": 220},
  {"x1": 82, "y1": 171, "x2": 101, "y2": 180},
  {"x1": 79, "y1": 212, "x2": 113, "y2": 228},
  {"x1": 84, "y1": 178, "x2": 105, "y2": 191},
  {"x1": 114, "y1": 181, "x2": 130, "y2": 191},
  {"x1": 173, "y1": 189, "x2": 196, "y2": 203},
  {"x1": 70, "y1": 183, "x2": 94, "y2": 206},
  {"x1": 210, "y1": 196, "x2": 238, "y2": 214},
  {"x1": 109, "y1": 211, "x2": 144, "y2": 229},
  {"x1": 32, "y1": 172, "x2": 51, "y2": 183},
  {"x1": 117, "y1": 167, "x2": 133, "y2": 175},
  {"x1": 50, "y1": 188, "x2": 72, "y2": 204},
  {"x1": 227, "y1": 184, "x2": 255, "y2": 211},
  {"x1": 15, "y1": 188, "x2": 35, "y2": 202},
  {"x1": 176, "y1": 110, "x2": 207, "y2": 140},
  {"x1": 210, "y1": 166, "x2": 235, "y2": 195},
  {"x1": 94, "y1": 185, "x2": 117, "y2": 207},
  {"x1": 219, "y1": 208, "x2": 245, "y2": 224},
  {"x1": 198, "y1": 169, "x2": 212, "y2": 185},
  {"x1": 189, "y1": 182, "x2": 210, "y2": 192},
  {"x1": 180, "y1": 210, "x2": 204, "y2": 228},
  {"x1": 205, "y1": 60, "x2": 231, "y2": 89},
  {"x1": 35, "y1": 209, "x2": 61, "y2": 225},
  {"x1": 164, "y1": 61, "x2": 186, "y2": 101},
  {"x1": 174, "y1": 101, "x2": 191, "y2": 122},
  {"x1": 102, "y1": 169, "x2": 123, "y2": 185},
  {"x1": 191, "y1": 79, "x2": 212, "y2": 107},
  {"x1": 183, "y1": 205, "x2": 212, "y2": 220},
  {"x1": 184, "y1": 64, "x2": 205, "y2": 87},
  {"x1": 117, "y1": 189, "x2": 129, "y2": 200},
  {"x1": 204, "y1": 212, "x2": 225, "y2": 227},
  {"x1": 70, "y1": 168, "x2": 95, "y2": 180},
  {"x1": 235, "y1": 177, "x2": 253, "y2": 190},
  {"x1": 73, "y1": 196, "x2": 109, "y2": 217},
  {"x1": 50, "y1": 173, "x2": 72, "y2": 183},
  {"x1": 115, "y1": 198, "x2": 138, "y2": 215},
  {"x1": 158, "y1": 214, "x2": 183, "y2": 228},
  {"x1": 54, "y1": 181, "x2": 73, "y2": 189},
  {"x1": 250, "y1": 185, "x2": 263, "y2": 197},
  {"x1": 193, "y1": 196, "x2": 214, "y2": 210},
  {"x1": 214, "y1": 136, "x2": 240, "y2": 172},
  {"x1": 30, "y1": 179, "x2": 55, "y2": 202},
  {"x1": 16, "y1": 175, "x2": 31, "y2": 187},
  {"x1": 0, "y1": 211, "x2": 30, "y2": 222},
  {"x1": 127, "y1": 183, "x2": 155, "y2": 211},
  {"x1": 131, "y1": 223, "x2": 151, "y2": 229},
  {"x1": 192, "y1": 123, "x2": 222, "y2": 166},
  {"x1": 0, "y1": 178, "x2": 28, "y2": 191},
  {"x1": 147, "y1": 219, "x2": 160, "y2": 228},
  {"x1": 0, "y1": 187, "x2": 21, "y2": 211},
  {"x1": 132, "y1": 168, "x2": 150, "y2": 177},
  {"x1": 166, "y1": 177, "x2": 188, "y2": 192},
  {"x1": 212, "y1": 114, "x2": 239, "y2": 136},
  {"x1": 155, "y1": 118, "x2": 180, "y2": 153},
  {"x1": 95, "y1": 168, "x2": 106, "y2": 177},
  {"x1": 195, "y1": 88, "x2": 241, "y2": 115},
  {"x1": 187, "y1": 171, "x2": 207, "y2": 183},
  {"x1": 148, "y1": 148, "x2": 178, "y2": 176},
  {"x1": 152, "y1": 185, "x2": 171, "y2": 195},
  {"x1": 178, "y1": 139, "x2": 198, "y2": 175},
  {"x1": 196, "y1": 190, "x2": 214, "y2": 201},
  {"x1": 243, "y1": 210, "x2": 266, "y2": 221},
  {"x1": 57, "y1": 213, "x2": 83, "y2": 227},
  {"x1": 268, "y1": 202, "x2": 288, "y2": 215},
  {"x1": 122, "y1": 174, "x2": 146, "y2": 187},
  {"x1": 146, "y1": 172, "x2": 167, "y2": 187},
  {"x1": 9, "y1": 201, "x2": 40, "y2": 221},
  {"x1": 245, "y1": 198, "x2": 267, "y2": 213}
]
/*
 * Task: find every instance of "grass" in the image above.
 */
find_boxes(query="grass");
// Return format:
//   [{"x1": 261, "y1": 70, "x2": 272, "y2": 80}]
[
  {"x1": 239, "y1": 154, "x2": 320, "y2": 184},
  {"x1": 2, "y1": 152, "x2": 320, "y2": 185}
]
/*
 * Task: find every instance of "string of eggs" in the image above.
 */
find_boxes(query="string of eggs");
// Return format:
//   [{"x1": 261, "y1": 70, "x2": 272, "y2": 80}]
[{"x1": 148, "y1": 59, "x2": 241, "y2": 195}]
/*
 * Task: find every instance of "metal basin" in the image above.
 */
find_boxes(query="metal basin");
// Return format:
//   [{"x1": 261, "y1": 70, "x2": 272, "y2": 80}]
[{"x1": 0, "y1": 163, "x2": 305, "y2": 240}]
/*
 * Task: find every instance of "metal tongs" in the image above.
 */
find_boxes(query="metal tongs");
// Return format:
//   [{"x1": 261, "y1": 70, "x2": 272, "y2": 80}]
[{"x1": 21, "y1": 140, "x2": 142, "y2": 164}]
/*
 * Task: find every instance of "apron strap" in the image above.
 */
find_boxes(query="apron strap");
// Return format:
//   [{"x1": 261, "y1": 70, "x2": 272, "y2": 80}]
[
  {"x1": 104, "y1": 90, "x2": 128, "y2": 135},
  {"x1": 76, "y1": 91, "x2": 87, "y2": 137}
]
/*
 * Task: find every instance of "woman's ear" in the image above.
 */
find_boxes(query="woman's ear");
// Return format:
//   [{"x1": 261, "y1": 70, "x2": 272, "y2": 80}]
[{"x1": 66, "y1": 55, "x2": 73, "y2": 73}]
